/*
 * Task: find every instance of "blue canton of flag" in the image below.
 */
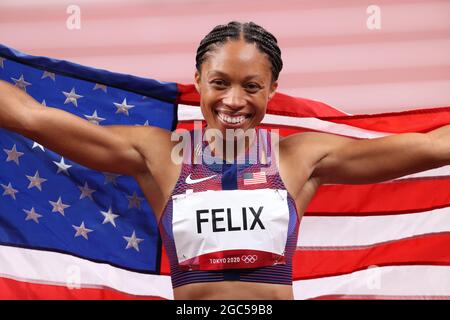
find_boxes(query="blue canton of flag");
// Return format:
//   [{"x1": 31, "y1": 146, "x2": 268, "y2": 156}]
[{"x1": 0, "y1": 45, "x2": 178, "y2": 274}]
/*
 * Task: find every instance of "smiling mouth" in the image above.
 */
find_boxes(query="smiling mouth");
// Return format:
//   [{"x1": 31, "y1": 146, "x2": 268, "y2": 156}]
[{"x1": 216, "y1": 111, "x2": 251, "y2": 126}]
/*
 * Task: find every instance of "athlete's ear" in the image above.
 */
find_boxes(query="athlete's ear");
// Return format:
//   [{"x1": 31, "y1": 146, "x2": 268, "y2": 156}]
[
  {"x1": 268, "y1": 81, "x2": 278, "y2": 100},
  {"x1": 194, "y1": 70, "x2": 201, "y2": 93}
]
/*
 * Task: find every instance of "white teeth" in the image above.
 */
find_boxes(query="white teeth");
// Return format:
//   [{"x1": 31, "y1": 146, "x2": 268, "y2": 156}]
[{"x1": 217, "y1": 112, "x2": 246, "y2": 124}]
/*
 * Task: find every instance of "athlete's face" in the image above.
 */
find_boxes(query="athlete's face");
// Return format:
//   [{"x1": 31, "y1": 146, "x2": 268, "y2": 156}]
[{"x1": 194, "y1": 39, "x2": 278, "y2": 137}]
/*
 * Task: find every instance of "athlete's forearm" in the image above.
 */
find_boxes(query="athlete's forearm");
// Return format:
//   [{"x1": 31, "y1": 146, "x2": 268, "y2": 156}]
[{"x1": 428, "y1": 124, "x2": 450, "y2": 166}]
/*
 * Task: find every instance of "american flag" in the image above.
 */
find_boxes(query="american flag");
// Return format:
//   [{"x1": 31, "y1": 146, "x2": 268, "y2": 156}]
[
  {"x1": 2, "y1": 44, "x2": 450, "y2": 300},
  {"x1": 243, "y1": 171, "x2": 267, "y2": 185},
  {"x1": 0, "y1": 44, "x2": 176, "y2": 299}
]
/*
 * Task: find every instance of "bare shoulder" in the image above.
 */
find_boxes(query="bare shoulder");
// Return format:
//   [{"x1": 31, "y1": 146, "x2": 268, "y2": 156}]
[
  {"x1": 277, "y1": 132, "x2": 355, "y2": 199},
  {"x1": 280, "y1": 131, "x2": 353, "y2": 149},
  {"x1": 280, "y1": 131, "x2": 355, "y2": 166},
  {"x1": 275, "y1": 132, "x2": 322, "y2": 201},
  {"x1": 105, "y1": 125, "x2": 179, "y2": 186},
  {"x1": 107, "y1": 125, "x2": 182, "y2": 202}
]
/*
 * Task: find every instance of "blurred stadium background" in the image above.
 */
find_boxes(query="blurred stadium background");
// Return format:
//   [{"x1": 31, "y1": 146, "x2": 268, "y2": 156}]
[{"x1": 0, "y1": 0, "x2": 449, "y2": 114}]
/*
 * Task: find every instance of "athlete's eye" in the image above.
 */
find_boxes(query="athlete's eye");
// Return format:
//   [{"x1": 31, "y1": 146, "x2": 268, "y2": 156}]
[
  {"x1": 245, "y1": 83, "x2": 261, "y2": 92},
  {"x1": 210, "y1": 80, "x2": 227, "y2": 88}
]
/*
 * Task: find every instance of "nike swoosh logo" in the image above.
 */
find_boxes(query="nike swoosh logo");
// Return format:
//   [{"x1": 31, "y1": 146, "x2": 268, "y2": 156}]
[{"x1": 185, "y1": 174, "x2": 217, "y2": 184}]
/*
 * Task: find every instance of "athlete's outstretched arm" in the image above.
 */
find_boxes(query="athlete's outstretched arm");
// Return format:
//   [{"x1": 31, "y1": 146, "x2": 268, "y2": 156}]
[
  {"x1": 313, "y1": 128, "x2": 450, "y2": 184},
  {"x1": 0, "y1": 80, "x2": 168, "y2": 176},
  {"x1": 284, "y1": 127, "x2": 450, "y2": 185}
]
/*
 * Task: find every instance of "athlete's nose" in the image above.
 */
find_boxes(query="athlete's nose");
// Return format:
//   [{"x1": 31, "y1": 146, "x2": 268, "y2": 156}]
[{"x1": 222, "y1": 86, "x2": 246, "y2": 110}]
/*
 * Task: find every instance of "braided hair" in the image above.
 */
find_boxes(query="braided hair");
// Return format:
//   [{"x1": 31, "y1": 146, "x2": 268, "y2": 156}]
[{"x1": 195, "y1": 21, "x2": 283, "y2": 82}]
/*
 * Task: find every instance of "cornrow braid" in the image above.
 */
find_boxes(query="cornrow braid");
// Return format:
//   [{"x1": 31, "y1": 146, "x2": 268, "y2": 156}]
[{"x1": 195, "y1": 21, "x2": 283, "y2": 82}]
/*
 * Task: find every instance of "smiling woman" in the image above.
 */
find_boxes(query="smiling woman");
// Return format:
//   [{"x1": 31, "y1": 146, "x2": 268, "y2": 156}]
[{"x1": 1, "y1": 20, "x2": 450, "y2": 300}]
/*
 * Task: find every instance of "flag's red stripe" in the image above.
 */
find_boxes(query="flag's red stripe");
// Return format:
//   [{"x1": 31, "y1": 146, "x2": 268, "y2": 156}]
[
  {"x1": 160, "y1": 245, "x2": 171, "y2": 275},
  {"x1": 0, "y1": 276, "x2": 166, "y2": 300},
  {"x1": 266, "y1": 91, "x2": 347, "y2": 118},
  {"x1": 307, "y1": 179, "x2": 450, "y2": 215},
  {"x1": 176, "y1": 84, "x2": 346, "y2": 117},
  {"x1": 175, "y1": 120, "x2": 205, "y2": 131},
  {"x1": 292, "y1": 232, "x2": 450, "y2": 280}
]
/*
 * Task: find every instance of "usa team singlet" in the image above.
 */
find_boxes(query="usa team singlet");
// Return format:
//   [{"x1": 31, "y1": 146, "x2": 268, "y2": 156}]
[{"x1": 158, "y1": 128, "x2": 300, "y2": 288}]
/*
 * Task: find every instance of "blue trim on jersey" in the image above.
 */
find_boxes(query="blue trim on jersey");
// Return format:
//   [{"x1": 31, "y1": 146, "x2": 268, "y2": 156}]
[
  {"x1": 223, "y1": 270, "x2": 241, "y2": 281},
  {"x1": 222, "y1": 163, "x2": 238, "y2": 190}
]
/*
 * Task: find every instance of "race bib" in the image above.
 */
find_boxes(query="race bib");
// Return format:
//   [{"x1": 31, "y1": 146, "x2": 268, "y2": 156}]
[{"x1": 172, "y1": 189, "x2": 290, "y2": 271}]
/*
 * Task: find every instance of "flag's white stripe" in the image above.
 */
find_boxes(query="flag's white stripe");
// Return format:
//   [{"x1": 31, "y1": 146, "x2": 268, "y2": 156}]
[
  {"x1": 298, "y1": 207, "x2": 450, "y2": 248},
  {"x1": 0, "y1": 245, "x2": 173, "y2": 299},
  {"x1": 293, "y1": 265, "x2": 450, "y2": 300},
  {"x1": 263, "y1": 114, "x2": 389, "y2": 138},
  {"x1": 177, "y1": 105, "x2": 204, "y2": 122},
  {"x1": 178, "y1": 105, "x2": 450, "y2": 180}
]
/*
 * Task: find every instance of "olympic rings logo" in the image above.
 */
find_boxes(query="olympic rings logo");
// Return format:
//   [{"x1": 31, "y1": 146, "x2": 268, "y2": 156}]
[{"x1": 241, "y1": 255, "x2": 258, "y2": 264}]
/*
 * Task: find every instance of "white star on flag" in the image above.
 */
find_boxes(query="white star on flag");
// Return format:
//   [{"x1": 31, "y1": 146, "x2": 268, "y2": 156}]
[
  {"x1": 0, "y1": 57, "x2": 5, "y2": 68},
  {"x1": 53, "y1": 157, "x2": 72, "y2": 175},
  {"x1": 41, "y1": 71, "x2": 56, "y2": 81},
  {"x1": 49, "y1": 196, "x2": 70, "y2": 216},
  {"x1": 1, "y1": 182, "x2": 19, "y2": 200},
  {"x1": 93, "y1": 83, "x2": 107, "y2": 92},
  {"x1": 84, "y1": 110, "x2": 106, "y2": 125},
  {"x1": 78, "y1": 182, "x2": 96, "y2": 200},
  {"x1": 4, "y1": 144, "x2": 24, "y2": 165},
  {"x1": 11, "y1": 74, "x2": 31, "y2": 92},
  {"x1": 127, "y1": 191, "x2": 144, "y2": 209},
  {"x1": 41, "y1": 100, "x2": 47, "y2": 106},
  {"x1": 72, "y1": 221, "x2": 93, "y2": 240},
  {"x1": 23, "y1": 207, "x2": 43, "y2": 224},
  {"x1": 101, "y1": 207, "x2": 119, "y2": 227},
  {"x1": 32, "y1": 141, "x2": 45, "y2": 151},
  {"x1": 123, "y1": 231, "x2": 144, "y2": 252},
  {"x1": 62, "y1": 87, "x2": 83, "y2": 107},
  {"x1": 103, "y1": 172, "x2": 121, "y2": 186},
  {"x1": 26, "y1": 170, "x2": 47, "y2": 191},
  {"x1": 113, "y1": 98, "x2": 135, "y2": 116}
]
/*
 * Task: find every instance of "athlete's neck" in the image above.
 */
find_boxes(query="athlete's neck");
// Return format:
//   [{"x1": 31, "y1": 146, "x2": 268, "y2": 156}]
[{"x1": 204, "y1": 127, "x2": 258, "y2": 163}]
